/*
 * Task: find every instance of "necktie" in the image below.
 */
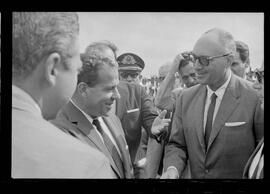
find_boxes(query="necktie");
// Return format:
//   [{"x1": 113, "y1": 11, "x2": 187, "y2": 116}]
[
  {"x1": 92, "y1": 119, "x2": 124, "y2": 177},
  {"x1": 205, "y1": 93, "x2": 217, "y2": 148}
]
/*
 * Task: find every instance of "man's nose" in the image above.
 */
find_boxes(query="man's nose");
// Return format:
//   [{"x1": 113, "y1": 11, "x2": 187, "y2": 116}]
[
  {"x1": 112, "y1": 87, "x2": 121, "y2": 99},
  {"x1": 126, "y1": 75, "x2": 134, "y2": 82}
]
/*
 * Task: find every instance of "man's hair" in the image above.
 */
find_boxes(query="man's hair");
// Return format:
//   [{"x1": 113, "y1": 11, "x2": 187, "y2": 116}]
[
  {"x1": 235, "y1": 40, "x2": 250, "y2": 64},
  {"x1": 12, "y1": 12, "x2": 79, "y2": 80},
  {"x1": 78, "y1": 41, "x2": 118, "y2": 87},
  {"x1": 204, "y1": 28, "x2": 236, "y2": 55}
]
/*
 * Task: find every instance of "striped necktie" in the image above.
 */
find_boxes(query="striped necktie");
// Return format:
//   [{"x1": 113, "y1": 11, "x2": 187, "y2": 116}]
[{"x1": 92, "y1": 119, "x2": 124, "y2": 178}]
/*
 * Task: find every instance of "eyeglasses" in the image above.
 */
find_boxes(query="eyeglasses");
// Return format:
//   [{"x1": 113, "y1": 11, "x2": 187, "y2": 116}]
[
  {"x1": 120, "y1": 72, "x2": 139, "y2": 79},
  {"x1": 191, "y1": 53, "x2": 232, "y2": 67}
]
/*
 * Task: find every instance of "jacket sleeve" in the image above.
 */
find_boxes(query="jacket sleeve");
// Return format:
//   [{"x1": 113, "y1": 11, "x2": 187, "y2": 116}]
[
  {"x1": 163, "y1": 91, "x2": 187, "y2": 175},
  {"x1": 139, "y1": 85, "x2": 159, "y2": 137}
]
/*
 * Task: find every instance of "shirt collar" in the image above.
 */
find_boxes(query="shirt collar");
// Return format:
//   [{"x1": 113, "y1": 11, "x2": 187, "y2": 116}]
[
  {"x1": 70, "y1": 99, "x2": 100, "y2": 124},
  {"x1": 206, "y1": 70, "x2": 232, "y2": 100},
  {"x1": 12, "y1": 85, "x2": 42, "y2": 116}
]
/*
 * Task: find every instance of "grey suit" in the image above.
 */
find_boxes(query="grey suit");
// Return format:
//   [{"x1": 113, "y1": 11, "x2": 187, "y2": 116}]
[
  {"x1": 12, "y1": 86, "x2": 114, "y2": 178},
  {"x1": 164, "y1": 74, "x2": 264, "y2": 178},
  {"x1": 51, "y1": 101, "x2": 134, "y2": 178}
]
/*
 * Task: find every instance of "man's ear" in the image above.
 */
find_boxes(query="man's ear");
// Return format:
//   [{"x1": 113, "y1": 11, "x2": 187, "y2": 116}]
[
  {"x1": 77, "y1": 82, "x2": 89, "y2": 98},
  {"x1": 44, "y1": 53, "x2": 62, "y2": 87}
]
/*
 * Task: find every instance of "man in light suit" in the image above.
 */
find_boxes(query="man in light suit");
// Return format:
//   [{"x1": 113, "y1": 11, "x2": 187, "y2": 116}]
[
  {"x1": 161, "y1": 28, "x2": 264, "y2": 179},
  {"x1": 52, "y1": 41, "x2": 134, "y2": 178},
  {"x1": 12, "y1": 12, "x2": 114, "y2": 178}
]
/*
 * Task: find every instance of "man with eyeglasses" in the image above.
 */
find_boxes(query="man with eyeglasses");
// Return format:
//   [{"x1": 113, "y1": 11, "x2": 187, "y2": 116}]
[
  {"x1": 161, "y1": 28, "x2": 263, "y2": 179},
  {"x1": 117, "y1": 53, "x2": 144, "y2": 84}
]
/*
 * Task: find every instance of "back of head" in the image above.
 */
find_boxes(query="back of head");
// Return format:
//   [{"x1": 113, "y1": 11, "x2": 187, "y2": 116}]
[
  {"x1": 235, "y1": 40, "x2": 250, "y2": 64},
  {"x1": 12, "y1": 12, "x2": 79, "y2": 81}
]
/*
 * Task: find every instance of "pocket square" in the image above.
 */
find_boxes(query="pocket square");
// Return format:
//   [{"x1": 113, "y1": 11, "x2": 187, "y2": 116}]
[
  {"x1": 127, "y1": 108, "x2": 139, "y2": 113},
  {"x1": 225, "y1": 122, "x2": 246, "y2": 127}
]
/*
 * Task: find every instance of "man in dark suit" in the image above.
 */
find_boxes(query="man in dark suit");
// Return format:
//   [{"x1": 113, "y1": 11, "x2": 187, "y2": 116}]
[
  {"x1": 115, "y1": 53, "x2": 169, "y2": 178},
  {"x1": 161, "y1": 28, "x2": 263, "y2": 179},
  {"x1": 51, "y1": 41, "x2": 134, "y2": 178}
]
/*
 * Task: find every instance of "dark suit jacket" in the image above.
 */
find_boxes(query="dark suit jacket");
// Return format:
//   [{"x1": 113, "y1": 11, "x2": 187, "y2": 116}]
[
  {"x1": 243, "y1": 137, "x2": 264, "y2": 179},
  {"x1": 51, "y1": 101, "x2": 134, "y2": 179},
  {"x1": 164, "y1": 74, "x2": 264, "y2": 178},
  {"x1": 116, "y1": 81, "x2": 158, "y2": 164}
]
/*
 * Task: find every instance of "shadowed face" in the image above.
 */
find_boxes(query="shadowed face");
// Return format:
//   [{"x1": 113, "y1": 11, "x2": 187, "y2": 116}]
[{"x1": 179, "y1": 62, "x2": 198, "y2": 88}]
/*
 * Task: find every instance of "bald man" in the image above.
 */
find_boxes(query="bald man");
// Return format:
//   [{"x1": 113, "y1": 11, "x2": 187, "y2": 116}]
[{"x1": 161, "y1": 28, "x2": 263, "y2": 179}]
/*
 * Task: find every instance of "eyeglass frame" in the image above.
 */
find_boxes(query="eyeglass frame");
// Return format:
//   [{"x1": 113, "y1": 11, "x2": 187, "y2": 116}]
[
  {"x1": 190, "y1": 52, "x2": 233, "y2": 67},
  {"x1": 119, "y1": 71, "x2": 140, "y2": 79}
]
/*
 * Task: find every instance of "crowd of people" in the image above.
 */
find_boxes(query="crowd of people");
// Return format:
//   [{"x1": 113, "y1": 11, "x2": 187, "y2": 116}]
[{"x1": 12, "y1": 12, "x2": 264, "y2": 179}]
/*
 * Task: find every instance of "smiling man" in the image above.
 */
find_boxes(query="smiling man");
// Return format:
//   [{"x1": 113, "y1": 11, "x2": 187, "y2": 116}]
[
  {"x1": 51, "y1": 41, "x2": 134, "y2": 178},
  {"x1": 161, "y1": 28, "x2": 263, "y2": 179}
]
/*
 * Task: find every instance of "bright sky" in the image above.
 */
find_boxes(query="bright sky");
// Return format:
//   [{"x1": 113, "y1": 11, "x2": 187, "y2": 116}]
[{"x1": 78, "y1": 12, "x2": 264, "y2": 77}]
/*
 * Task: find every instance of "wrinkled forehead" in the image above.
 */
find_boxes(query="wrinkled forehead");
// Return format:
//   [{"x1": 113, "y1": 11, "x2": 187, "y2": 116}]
[{"x1": 193, "y1": 33, "x2": 227, "y2": 56}]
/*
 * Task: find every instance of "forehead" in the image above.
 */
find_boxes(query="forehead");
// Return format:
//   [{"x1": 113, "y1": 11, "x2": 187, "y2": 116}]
[
  {"x1": 180, "y1": 62, "x2": 195, "y2": 75},
  {"x1": 96, "y1": 64, "x2": 119, "y2": 86},
  {"x1": 193, "y1": 33, "x2": 226, "y2": 56}
]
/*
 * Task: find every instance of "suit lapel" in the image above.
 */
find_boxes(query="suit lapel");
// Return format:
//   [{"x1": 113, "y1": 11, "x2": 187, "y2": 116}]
[
  {"x1": 207, "y1": 75, "x2": 240, "y2": 151},
  {"x1": 193, "y1": 85, "x2": 207, "y2": 152},
  {"x1": 103, "y1": 114, "x2": 133, "y2": 178},
  {"x1": 63, "y1": 102, "x2": 122, "y2": 178}
]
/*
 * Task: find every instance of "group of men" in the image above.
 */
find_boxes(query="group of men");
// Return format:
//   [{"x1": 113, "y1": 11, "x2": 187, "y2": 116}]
[{"x1": 12, "y1": 12, "x2": 263, "y2": 179}]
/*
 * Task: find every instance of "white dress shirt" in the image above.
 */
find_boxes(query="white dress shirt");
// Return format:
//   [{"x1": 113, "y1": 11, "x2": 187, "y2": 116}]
[
  {"x1": 70, "y1": 100, "x2": 122, "y2": 159},
  {"x1": 203, "y1": 70, "x2": 232, "y2": 132}
]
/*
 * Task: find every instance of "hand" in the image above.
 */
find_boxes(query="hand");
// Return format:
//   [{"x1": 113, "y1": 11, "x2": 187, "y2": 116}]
[
  {"x1": 169, "y1": 53, "x2": 185, "y2": 74},
  {"x1": 160, "y1": 168, "x2": 179, "y2": 179},
  {"x1": 151, "y1": 110, "x2": 171, "y2": 136}
]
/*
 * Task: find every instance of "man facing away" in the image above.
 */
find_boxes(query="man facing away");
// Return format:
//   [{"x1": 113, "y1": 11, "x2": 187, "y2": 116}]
[
  {"x1": 51, "y1": 41, "x2": 135, "y2": 178},
  {"x1": 161, "y1": 28, "x2": 263, "y2": 179},
  {"x1": 12, "y1": 12, "x2": 114, "y2": 178}
]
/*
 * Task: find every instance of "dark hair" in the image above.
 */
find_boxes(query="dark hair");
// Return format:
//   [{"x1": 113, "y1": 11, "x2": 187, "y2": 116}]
[
  {"x1": 78, "y1": 41, "x2": 118, "y2": 87},
  {"x1": 179, "y1": 51, "x2": 193, "y2": 71},
  {"x1": 235, "y1": 40, "x2": 249, "y2": 64}
]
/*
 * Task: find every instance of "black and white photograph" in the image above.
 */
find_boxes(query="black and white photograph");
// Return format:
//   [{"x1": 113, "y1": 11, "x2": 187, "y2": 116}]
[{"x1": 3, "y1": 11, "x2": 266, "y2": 193}]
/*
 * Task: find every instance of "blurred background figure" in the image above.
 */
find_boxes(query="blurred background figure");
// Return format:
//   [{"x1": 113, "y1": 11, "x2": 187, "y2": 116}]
[
  {"x1": 117, "y1": 53, "x2": 145, "y2": 84},
  {"x1": 231, "y1": 40, "x2": 250, "y2": 79},
  {"x1": 243, "y1": 61, "x2": 264, "y2": 179},
  {"x1": 116, "y1": 52, "x2": 160, "y2": 178},
  {"x1": 155, "y1": 51, "x2": 198, "y2": 112}
]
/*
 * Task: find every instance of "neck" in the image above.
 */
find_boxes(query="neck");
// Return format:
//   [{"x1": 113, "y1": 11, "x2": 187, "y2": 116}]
[
  {"x1": 208, "y1": 70, "x2": 230, "y2": 91},
  {"x1": 72, "y1": 92, "x2": 96, "y2": 118},
  {"x1": 13, "y1": 79, "x2": 43, "y2": 108}
]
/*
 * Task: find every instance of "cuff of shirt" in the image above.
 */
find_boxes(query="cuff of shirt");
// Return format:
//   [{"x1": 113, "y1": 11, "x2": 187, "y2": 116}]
[{"x1": 167, "y1": 166, "x2": 179, "y2": 178}]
